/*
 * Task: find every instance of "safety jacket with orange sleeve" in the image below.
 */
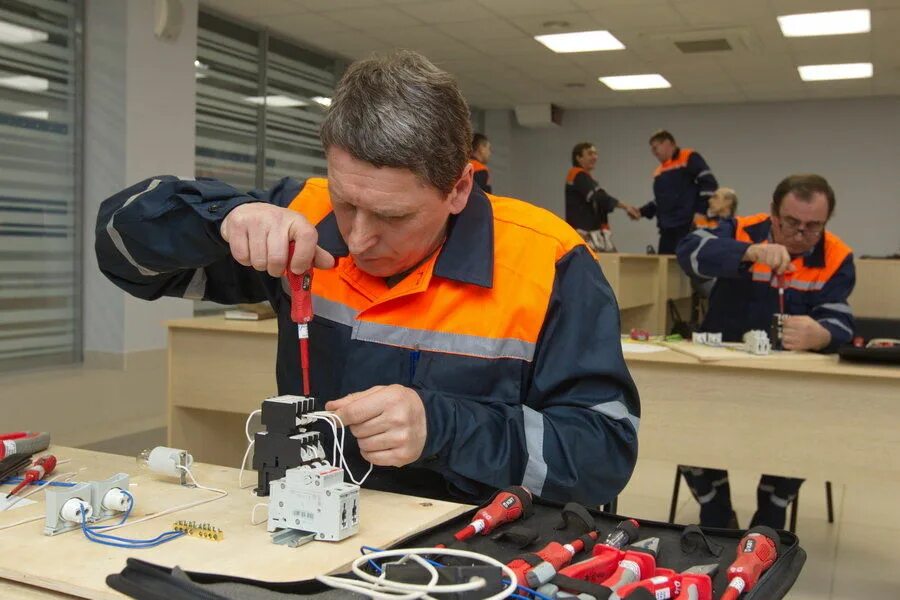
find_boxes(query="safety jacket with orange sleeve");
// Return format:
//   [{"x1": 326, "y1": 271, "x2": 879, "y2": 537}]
[
  {"x1": 94, "y1": 175, "x2": 640, "y2": 505},
  {"x1": 564, "y1": 166, "x2": 619, "y2": 231},
  {"x1": 676, "y1": 213, "x2": 855, "y2": 352},
  {"x1": 469, "y1": 158, "x2": 492, "y2": 193},
  {"x1": 641, "y1": 147, "x2": 717, "y2": 229}
]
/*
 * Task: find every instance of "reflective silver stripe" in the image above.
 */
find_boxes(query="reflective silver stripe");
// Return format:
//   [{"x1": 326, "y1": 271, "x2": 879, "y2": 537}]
[
  {"x1": 521, "y1": 406, "x2": 547, "y2": 496},
  {"x1": 589, "y1": 400, "x2": 640, "y2": 433},
  {"x1": 711, "y1": 477, "x2": 729, "y2": 487},
  {"x1": 182, "y1": 268, "x2": 207, "y2": 300},
  {"x1": 770, "y1": 494, "x2": 793, "y2": 508},
  {"x1": 819, "y1": 302, "x2": 852, "y2": 315},
  {"x1": 696, "y1": 488, "x2": 717, "y2": 504},
  {"x1": 689, "y1": 229, "x2": 716, "y2": 278},
  {"x1": 312, "y1": 295, "x2": 356, "y2": 327},
  {"x1": 354, "y1": 321, "x2": 536, "y2": 361},
  {"x1": 105, "y1": 178, "x2": 163, "y2": 277},
  {"x1": 697, "y1": 170, "x2": 713, "y2": 179},
  {"x1": 783, "y1": 279, "x2": 824, "y2": 291},
  {"x1": 699, "y1": 190, "x2": 714, "y2": 197},
  {"x1": 819, "y1": 317, "x2": 853, "y2": 336},
  {"x1": 752, "y1": 271, "x2": 771, "y2": 282},
  {"x1": 758, "y1": 484, "x2": 775, "y2": 493}
]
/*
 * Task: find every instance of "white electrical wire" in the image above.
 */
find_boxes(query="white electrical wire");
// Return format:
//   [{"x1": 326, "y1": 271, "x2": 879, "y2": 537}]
[
  {"x1": 98, "y1": 464, "x2": 228, "y2": 533},
  {"x1": 308, "y1": 411, "x2": 374, "y2": 486},
  {"x1": 239, "y1": 409, "x2": 262, "y2": 490},
  {"x1": 250, "y1": 502, "x2": 268, "y2": 526},
  {"x1": 316, "y1": 547, "x2": 518, "y2": 600}
]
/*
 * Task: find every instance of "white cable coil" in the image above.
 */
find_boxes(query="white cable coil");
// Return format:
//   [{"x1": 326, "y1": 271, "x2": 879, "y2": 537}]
[{"x1": 316, "y1": 547, "x2": 519, "y2": 600}]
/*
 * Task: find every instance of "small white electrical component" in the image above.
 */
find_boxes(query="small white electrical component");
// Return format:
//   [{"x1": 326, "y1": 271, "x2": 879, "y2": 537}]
[
  {"x1": 693, "y1": 331, "x2": 723, "y2": 346},
  {"x1": 692, "y1": 332, "x2": 708, "y2": 344},
  {"x1": 138, "y1": 447, "x2": 193, "y2": 485},
  {"x1": 59, "y1": 498, "x2": 93, "y2": 524},
  {"x1": 743, "y1": 330, "x2": 771, "y2": 355},
  {"x1": 267, "y1": 464, "x2": 359, "y2": 544}
]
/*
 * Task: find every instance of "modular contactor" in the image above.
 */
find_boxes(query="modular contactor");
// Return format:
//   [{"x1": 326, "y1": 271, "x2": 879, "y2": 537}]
[{"x1": 743, "y1": 330, "x2": 772, "y2": 355}]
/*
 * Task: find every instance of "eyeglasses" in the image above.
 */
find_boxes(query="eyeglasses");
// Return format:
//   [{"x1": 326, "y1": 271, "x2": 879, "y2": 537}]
[{"x1": 777, "y1": 215, "x2": 825, "y2": 237}]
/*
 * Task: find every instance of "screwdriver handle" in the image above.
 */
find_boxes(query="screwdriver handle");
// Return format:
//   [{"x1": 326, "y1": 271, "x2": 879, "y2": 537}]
[{"x1": 286, "y1": 242, "x2": 314, "y2": 324}]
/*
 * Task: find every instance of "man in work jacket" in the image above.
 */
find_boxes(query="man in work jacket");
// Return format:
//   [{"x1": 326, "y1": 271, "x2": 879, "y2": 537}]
[
  {"x1": 675, "y1": 173, "x2": 855, "y2": 529},
  {"x1": 470, "y1": 132, "x2": 492, "y2": 193},
  {"x1": 565, "y1": 142, "x2": 637, "y2": 253},
  {"x1": 95, "y1": 50, "x2": 640, "y2": 507},
  {"x1": 638, "y1": 130, "x2": 718, "y2": 254}
]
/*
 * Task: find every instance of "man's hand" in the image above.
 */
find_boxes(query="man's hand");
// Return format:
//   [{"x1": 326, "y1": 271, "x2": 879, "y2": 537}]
[
  {"x1": 220, "y1": 203, "x2": 335, "y2": 277},
  {"x1": 743, "y1": 243, "x2": 797, "y2": 275},
  {"x1": 623, "y1": 205, "x2": 641, "y2": 220},
  {"x1": 325, "y1": 385, "x2": 428, "y2": 468},
  {"x1": 782, "y1": 315, "x2": 831, "y2": 351}
]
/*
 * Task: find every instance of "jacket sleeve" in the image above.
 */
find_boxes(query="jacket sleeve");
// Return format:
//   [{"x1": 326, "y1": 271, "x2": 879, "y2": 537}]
[
  {"x1": 94, "y1": 175, "x2": 304, "y2": 304},
  {"x1": 686, "y1": 152, "x2": 718, "y2": 215},
  {"x1": 676, "y1": 218, "x2": 751, "y2": 280},
  {"x1": 810, "y1": 254, "x2": 856, "y2": 352},
  {"x1": 418, "y1": 245, "x2": 639, "y2": 505},
  {"x1": 473, "y1": 169, "x2": 492, "y2": 194},
  {"x1": 573, "y1": 172, "x2": 618, "y2": 215},
  {"x1": 639, "y1": 200, "x2": 657, "y2": 220}
]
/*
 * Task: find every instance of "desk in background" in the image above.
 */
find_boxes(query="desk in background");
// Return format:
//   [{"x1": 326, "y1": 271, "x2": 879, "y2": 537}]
[
  {"x1": 596, "y1": 253, "x2": 691, "y2": 335},
  {"x1": 0, "y1": 447, "x2": 469, "y2": 599},
  {"x1": 623, "y1": 341, "x2": 900, "y2": 487}
]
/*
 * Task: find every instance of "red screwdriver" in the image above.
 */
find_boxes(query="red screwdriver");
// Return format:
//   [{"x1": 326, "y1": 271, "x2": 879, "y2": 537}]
[
  {"x1": 286, "y1": 242, "x2": 314, "y2": 396},
  {"x1": 6, "y1": 455, "x2": 56, "y2": 499}
]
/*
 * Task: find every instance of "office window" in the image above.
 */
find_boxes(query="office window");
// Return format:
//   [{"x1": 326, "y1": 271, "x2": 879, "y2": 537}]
[
  {"x1": 194, "y1": 10, "x2": 337, "y2": 314},
  {"x1": 195, "y1": 10, "x2": 337, "y2": 191},
  {"x1": 0, "y1": 0, "x2": 81, "y2": 370}
]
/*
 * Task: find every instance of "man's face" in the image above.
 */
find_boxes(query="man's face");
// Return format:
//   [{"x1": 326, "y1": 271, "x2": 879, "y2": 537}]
[
  {"x1": 475, "y1": 141, "x2": 492, "y2": 163},
  {"x1": 327, "y1": 147, "x2": 470, "y2": 278},
  {"x1": 577, "y1": 146, "x2": 598, "y2": 171},
  {"x1": 708, "y1": 194, "x2": 733, "y2": 217},
  {"x1": 771, "y1": 191, "x2": 830, "y2": 255},
  {"x1": 650, "y1": 139, "x2": 675, "y2": 163}
]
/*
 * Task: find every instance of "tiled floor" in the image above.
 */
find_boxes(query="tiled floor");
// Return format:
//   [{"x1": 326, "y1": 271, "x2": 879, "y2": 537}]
[{"x1": 618, "y1": 458, "x2": 900, "y2": 599}]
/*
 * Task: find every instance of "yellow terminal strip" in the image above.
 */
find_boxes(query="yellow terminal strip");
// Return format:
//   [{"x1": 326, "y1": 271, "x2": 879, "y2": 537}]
[{"x1": 173, "y1": 520, "x2": 224, "y2": 541}]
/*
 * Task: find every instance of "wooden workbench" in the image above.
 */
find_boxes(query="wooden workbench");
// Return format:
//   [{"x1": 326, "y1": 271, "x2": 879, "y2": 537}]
[
  {"x1": 0, "y1": 447, "x2": 470, "y2": 599},
  {"x1": 623, "y1": 341, "x2": 900, "y2": 489}
]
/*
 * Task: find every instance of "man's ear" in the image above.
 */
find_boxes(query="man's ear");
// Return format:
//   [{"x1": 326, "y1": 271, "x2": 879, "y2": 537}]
[{"x1": 448, "y1": 164, "x2": 474, "y2": 215}]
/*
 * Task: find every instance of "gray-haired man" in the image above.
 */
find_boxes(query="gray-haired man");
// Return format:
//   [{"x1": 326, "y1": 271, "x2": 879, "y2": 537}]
[{"x1": 95, "y1": 51, "x2": 640, "y2": 505}]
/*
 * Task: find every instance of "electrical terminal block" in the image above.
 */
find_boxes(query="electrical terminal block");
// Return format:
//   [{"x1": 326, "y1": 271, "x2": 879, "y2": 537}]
[
  {"x1": 743, "y1": 330, "x2": 771, "y2": 355},
  {"x1": 173, "y1": 520, "x2": 224, "y2": 541},
  {"x1": 268, "y1": 464, "x2": 359, "y2": 543}
]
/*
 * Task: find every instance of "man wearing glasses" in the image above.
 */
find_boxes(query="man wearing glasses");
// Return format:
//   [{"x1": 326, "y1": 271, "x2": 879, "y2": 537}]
[{"x1": 673, "y1": 174, "x2": 855, "y2": 529}]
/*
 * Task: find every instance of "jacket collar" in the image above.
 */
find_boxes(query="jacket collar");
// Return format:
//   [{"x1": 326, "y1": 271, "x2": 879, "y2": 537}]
[{"x1": 315, "y1": 185, "x2": 494, "y2": 288}]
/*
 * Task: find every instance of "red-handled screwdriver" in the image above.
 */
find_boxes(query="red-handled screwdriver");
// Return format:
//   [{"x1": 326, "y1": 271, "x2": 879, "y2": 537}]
[
  {"x1": 286, "y1": 242, "x2": 314, "y2": 396},
  {"x1": 720, "y1": 527, "x2": 778, "y2": 600},
  {"x1": 6, "y1": 455, "x2": 56, "y2": 499}
]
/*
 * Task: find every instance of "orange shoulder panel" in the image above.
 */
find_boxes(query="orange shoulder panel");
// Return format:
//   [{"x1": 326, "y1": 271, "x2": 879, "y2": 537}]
[
  {"x1": 566, "y1": 166, "x2": 586, "y2": 184},
  {"x1": 734, "y1": 213, "x2": 771, "y2": 243},
  {"x1": 286, "y1": 177, "x2": 333, "y2": 226}
]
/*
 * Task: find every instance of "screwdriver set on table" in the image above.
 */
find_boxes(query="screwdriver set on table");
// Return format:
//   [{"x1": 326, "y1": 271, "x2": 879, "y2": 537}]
[{"x1": 107, "y1": 484, "x2": 805, "y2": 599}]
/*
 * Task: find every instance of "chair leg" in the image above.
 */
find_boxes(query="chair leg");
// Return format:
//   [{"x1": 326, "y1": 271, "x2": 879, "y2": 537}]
[
  {"x1": 668, "y1": 467, "x2": 682, "y2": 524},
  {"x1": 603, "y1": 497, "x2": 618, "y2": 514},
  {"x1": 825, "y1": 481, "x2": 834, "y2": 524},
  {"x1": 789, "y1": 490, "x2": 799, "y2": 533}
]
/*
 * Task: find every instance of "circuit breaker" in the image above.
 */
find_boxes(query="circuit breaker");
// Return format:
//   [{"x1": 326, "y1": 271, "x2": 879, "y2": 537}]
[{"x1": 267, "y1": 463, "x2": 360, "y2": 542}]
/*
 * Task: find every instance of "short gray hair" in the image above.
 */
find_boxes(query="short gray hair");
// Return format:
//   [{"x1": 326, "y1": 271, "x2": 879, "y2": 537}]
[{"x1": 320, "y1": 50, "x2": 472, "y2": 195}]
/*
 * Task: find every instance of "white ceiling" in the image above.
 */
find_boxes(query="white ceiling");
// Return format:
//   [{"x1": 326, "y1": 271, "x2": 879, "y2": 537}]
[{"x1": 201, "y1": 0, "x2": 900, "y2": 109}]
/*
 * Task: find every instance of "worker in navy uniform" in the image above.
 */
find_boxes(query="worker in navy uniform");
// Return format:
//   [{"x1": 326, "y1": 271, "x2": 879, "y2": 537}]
[
  {"x1": 94, "y1": 51, "x2": 639, "y2": 507},
  {"x1": 676, "y1": 174, "x2": 855, "y2": 529},
  {"x1": 634, "y1": 130, "x2": 718, "y2": 254},
  {"x1": 469, "y1": 133, "x2": 492, "y2": 193},
  {"x1": 565, "y1": 142, "x2": 638, "y2": 253}
]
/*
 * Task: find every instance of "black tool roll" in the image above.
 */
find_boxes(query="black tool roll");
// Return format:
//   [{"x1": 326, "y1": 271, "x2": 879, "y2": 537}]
[{"x1": 107, "y1": 499, "x2": 805, "y2": 599}]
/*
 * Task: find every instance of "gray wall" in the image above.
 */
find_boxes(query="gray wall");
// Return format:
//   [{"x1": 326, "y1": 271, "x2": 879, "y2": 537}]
[
  {"x1": 489, "y1": 97, "x2": 900, "y2": 257},
  {"x1": 83, "y1": 0, "x2": 198, "y2": 354}
]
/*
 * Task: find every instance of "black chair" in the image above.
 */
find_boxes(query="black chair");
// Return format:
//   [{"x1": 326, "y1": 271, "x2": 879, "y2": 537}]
[{"x1": 667, "y1": 467, "x2": 834, "y2": 533}]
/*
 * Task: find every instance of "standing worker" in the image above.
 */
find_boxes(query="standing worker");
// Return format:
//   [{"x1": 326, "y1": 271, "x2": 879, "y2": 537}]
[
  {"x1": 95, "y1": 51, "x2": 639, "y2": 507},
  {"x1": 470, "y1": 133, "x2": 492, "y2": 193},
  {"x1": 635, "y1": 130, "x2": 718, "y2": 253},
  {"x1": 675, "y1": 174, "x2": 855, "y2": 529},
  {"x1": 565, "y1": 142, "x2": 638, "y2": 253}
]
